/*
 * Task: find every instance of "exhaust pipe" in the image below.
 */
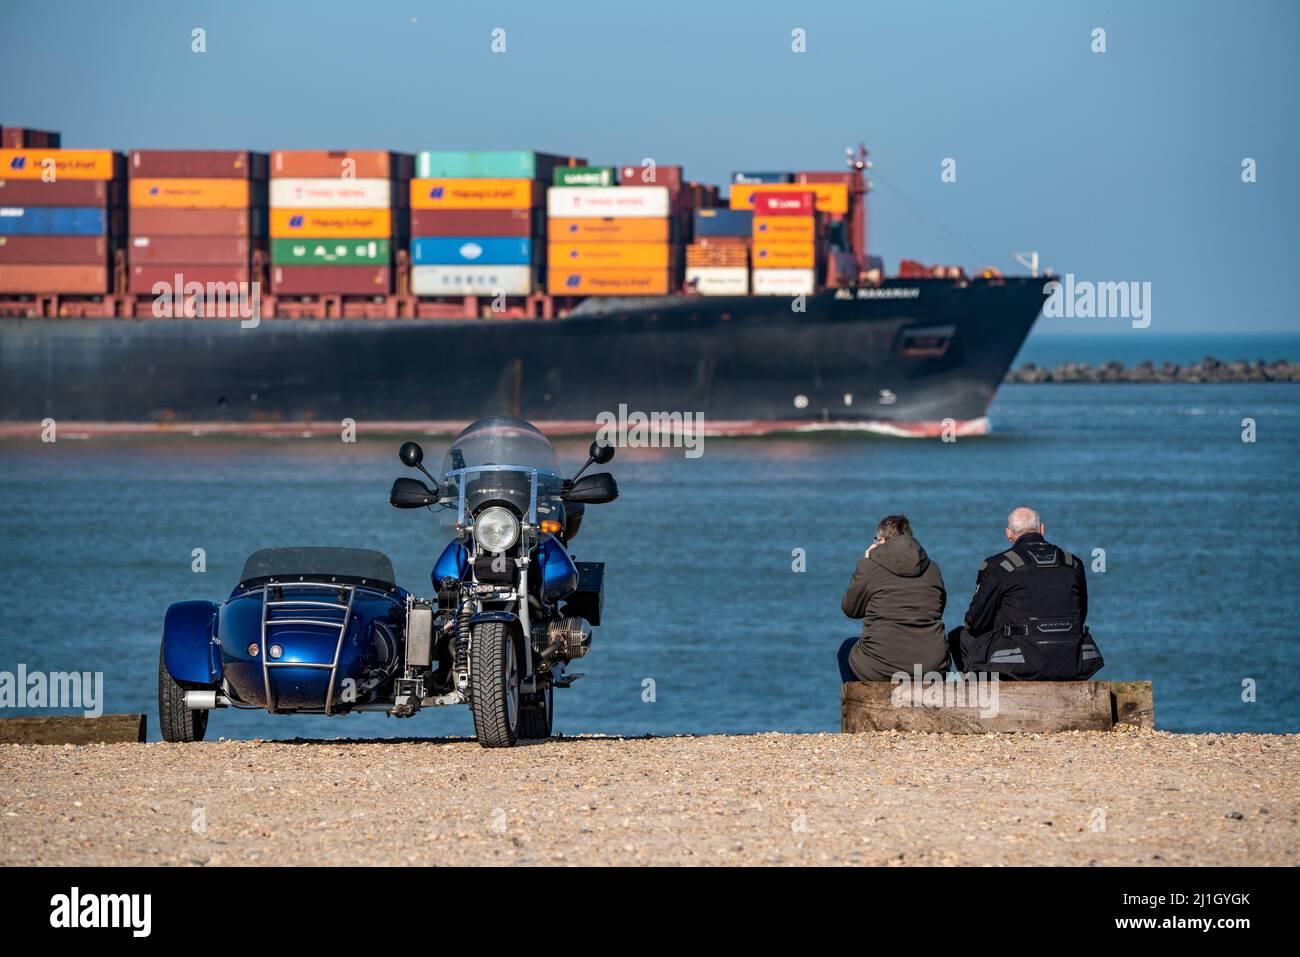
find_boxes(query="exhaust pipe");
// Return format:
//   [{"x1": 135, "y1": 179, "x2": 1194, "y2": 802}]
[{"x1": 184, "y1": 690, "x2": 232, "y2": 710}]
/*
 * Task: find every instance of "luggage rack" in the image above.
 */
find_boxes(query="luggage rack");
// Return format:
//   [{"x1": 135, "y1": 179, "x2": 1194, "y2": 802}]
[{"x1": 259, "y1": 580, "x2": 358, "y2": 715}]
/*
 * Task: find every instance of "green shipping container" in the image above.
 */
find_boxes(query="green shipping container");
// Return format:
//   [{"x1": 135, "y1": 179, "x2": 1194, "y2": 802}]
[
  {"x1": 271, "y1": 238, "x2": 391, "y2": 266},
  {"x1": 553, "y1": 166, "x2": 616, "y2": 187},
  {"x1": 416, "y1": 150, "x2": 581, "y2": 179}
]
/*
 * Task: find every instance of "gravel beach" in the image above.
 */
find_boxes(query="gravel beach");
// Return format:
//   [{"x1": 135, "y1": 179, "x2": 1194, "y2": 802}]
[{"x1": 1, "y1": 729, "x2": 1295, "y2": 866}]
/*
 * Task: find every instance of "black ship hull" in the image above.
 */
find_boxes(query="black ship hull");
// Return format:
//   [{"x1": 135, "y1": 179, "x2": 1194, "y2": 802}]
[{"x1": 0, "y1": 278, "x2": 1046, "y2": 438}]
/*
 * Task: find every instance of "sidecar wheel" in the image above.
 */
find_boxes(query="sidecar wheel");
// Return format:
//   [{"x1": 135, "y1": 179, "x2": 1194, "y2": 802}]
[
  {"x1": 469, "y1": 620, "x2": 520, "y2": 748},
  {"x1": 518, "y1": 678, "x2": 553, "y2": 740},
  {"x1": 158, "y1": 649, "x2": 208, "y2": 743}
]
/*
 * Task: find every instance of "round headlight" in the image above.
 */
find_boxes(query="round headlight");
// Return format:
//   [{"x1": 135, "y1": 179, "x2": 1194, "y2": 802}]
[{"x1": 475, "y1": 506, "x2": 520, "y2": 553}]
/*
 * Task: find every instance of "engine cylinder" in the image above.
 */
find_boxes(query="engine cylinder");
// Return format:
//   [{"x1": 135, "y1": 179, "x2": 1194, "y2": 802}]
[{"x1": 547, "y1": 616, "x2": 592, "y2": 661}]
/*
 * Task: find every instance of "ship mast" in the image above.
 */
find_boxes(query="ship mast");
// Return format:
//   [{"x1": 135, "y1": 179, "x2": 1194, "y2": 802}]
[{"x1": 846, "y1": 144, "x2": 872, "y2": 274}]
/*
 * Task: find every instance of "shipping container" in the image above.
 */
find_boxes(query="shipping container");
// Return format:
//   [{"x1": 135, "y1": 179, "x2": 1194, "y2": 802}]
[
  {"x1": 753, "y1": 215, "x2": 816, "y2": 241},
  {"x1": 270, "y1": 238, "x2": 391, "y2": 266},
  {"x1": 546, "y1": 217, "x2": 671, "y2": 242},
  {"x1": 547, "y1": 267, "x2": 670, "y2": 296},
  {"x1": 411, "y1": 237, "x2": 533, "y2": 266},
  {"x1": 547, "y1": 242, "x2": 670, "y2": 268},
  {"x1": 269, "y1": 178, "x2": 393, "y2": 209},
  {"x1": 269, "y1": 209, "x2": 392, "y2": 239},
  {"x1": 271, "y1": 265, "x2": 391, "y2": 295},
  {"x1": 731, "y1": 171, "x2": 793, "y2": 185},
  {"x1": 0, "y1": 179, "x2": 121, "y2": 206},
  {"x1": 685, "y1": 244, "x2": 748, "y2": 267},
  {"x1": 129, "y1": 178, "x2": 259, "y2": 209},
  {"x1": 617, "y1": 165, "x2": 683, "y2": 192},
  {"x1": 410, "y1": 179, "x2": 542, "y2": 210},
  {"x1": 271, "y1": 150, "x2": 411, "y2": 180},
  {"x1": 128, "y1": 236, "x2": 251, "y2": 265},
  {"x1": 410, "y1": 208, "x2": 534, "y2": 238},
  {"x1": 553, "y1": 166, "x2": 616, "y2": 187},
  {"x1": 748, "y1": 190, "x2": 815, "y2": 216},
  {"x1": 128, "y1": 265, "x2": 252, "y2": 296},
  {"x1": 411, "y1": 265, "x2": 534, "y2": 297},
  {"x1": 694, "y1": 208, "x2": 753, "y2": 237},
  {"x1": 752, "y1": 268, "x2": 815, "y2": 295},
  {"x1": 0, "y1": 263, "x2": 110, "y2": 294},
  {"x1": 0, "y1": 235, "x2": 106, "y2": 264},
  {"x1": 0, "y1": 206, "x2": 116, "y2": 235},
  {"x1": 730, "y1": 182, "x2": 848, "y2": 214},
  {"x1": 752, "y1": 244, "x2": 815, "y2": 269},
  {"x1": 794, "y1": 171, "x2": 857, "y2": 185},
  {"x1": 129, "y1": 208, "x2": 263, "y2": 238},
  {"x1": 416, "y1": 151, "x2": 581, "y2": 180},
  {"x1": 0, "y1": 149, "x2": 121, "y2": 181},
  {"x1": 547, "y1": 186, "x2": 670, "y2": 219},
  {"x1": 685, "y1": 266, "x2": 748, "y2": 295},
  {"x1": 2, "y1": 128, "x2": 61, "y2": 149},
  {"x1": 129, "y1": 150, "x2": 267, "y2": 179}
]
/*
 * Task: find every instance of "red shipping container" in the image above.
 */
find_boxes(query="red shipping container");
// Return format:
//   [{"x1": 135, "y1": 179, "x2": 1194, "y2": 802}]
[
  {"x1": 2, "y1": 127, "x2": 61, "y2": 148},
  {"x1": 129, "y1": 236, "x2": 251, "y2": 265},
  {"x1": 0, "y1": 264, "x2": 109, "y2": 294},
  {"x1": 794, "y1": 171, "x2": 856, "y2": 185},
  {"x1": 409, "y1": 208, "x2": 535, "y2": 238},
  {"x1": 270, "y1": 151, "x2": 413, "y2": 180},
  {"x1": 128, "y1": 208, "x2": 264, "y2": 238},
  {"x1": 0, "y1": 179, "x2": 122, "y2": 206},
  {"x1": 617, "y1": 164, "x2": 683, "y2": 192},
  {"x1": 750, "y1": 190, "x2": 815, "y2": 215},
  {"x1": 271, "y1": 265, "x2": 391, "y2": 295},
  {"x1": 129, "y1": 150, "x2": 269, "y2": 179},
  {"x1": 128, "y1": 264, "x2": 253, "y2": 296},
  {"x1": 0, "y1": 235, "x2": 107, "y2": 264}
]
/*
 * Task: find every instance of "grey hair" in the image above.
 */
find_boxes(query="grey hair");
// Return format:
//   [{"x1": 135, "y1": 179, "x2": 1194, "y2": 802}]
[{"x1": 1007, "y1": 507, "x2": 1042, "y2": 535}]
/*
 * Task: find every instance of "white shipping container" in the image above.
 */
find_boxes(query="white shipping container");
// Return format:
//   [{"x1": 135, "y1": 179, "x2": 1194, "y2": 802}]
[
  {"x1": 269, "y1": 178, "x2": 393, "y2": 209},
  {"x1": 411, "y1": 265, "x2": 533, "y2": 297},
  {"x1": 752, "y1": 268, "x2": 816, "y2": 296},
  {"x1": 686, "y1": 267, "x2": 748, "y2": 296},
  {"x1": 547, "y1": 186, "x2": 670, "y2": 219}
]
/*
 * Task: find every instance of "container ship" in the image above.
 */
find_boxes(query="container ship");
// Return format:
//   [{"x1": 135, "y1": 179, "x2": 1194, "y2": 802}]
[{"x1": 0, "y1": 132, "x2": 1047, "y2": 438}]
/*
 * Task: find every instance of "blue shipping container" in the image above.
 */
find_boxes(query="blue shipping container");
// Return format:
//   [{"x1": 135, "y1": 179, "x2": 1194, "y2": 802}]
[
  {"x1": 693, "y1": 209, "x2": 753, "y2": 237},
  {"x1": 0, "y1": 206, "x2": 109, "y2": 236},
  {"x1": 411, "y1": 237, "x2": 533, "y2": 266},
  {"x1": 731, "y1": 172, "x2": 793, "y2": 185}
]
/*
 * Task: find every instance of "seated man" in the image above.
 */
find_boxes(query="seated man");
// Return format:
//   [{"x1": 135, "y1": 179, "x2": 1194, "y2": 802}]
[
  {"x1": 838, "y1": 515, "x2": 950, "y2": 681},
  {"x1": 948, "y1": 507, "x2": 1104, "y2": 679}
]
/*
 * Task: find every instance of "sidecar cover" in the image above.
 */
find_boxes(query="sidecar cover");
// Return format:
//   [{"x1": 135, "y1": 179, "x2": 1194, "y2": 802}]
[{"x1": 238, "y1": 547, "x2": 397, "y2": 588}]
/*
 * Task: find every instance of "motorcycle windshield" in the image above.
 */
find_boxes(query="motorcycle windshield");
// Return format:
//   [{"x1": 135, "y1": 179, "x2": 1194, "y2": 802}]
[{"x1": 438, "y1": 417, "x2": 563, "y2": 527}]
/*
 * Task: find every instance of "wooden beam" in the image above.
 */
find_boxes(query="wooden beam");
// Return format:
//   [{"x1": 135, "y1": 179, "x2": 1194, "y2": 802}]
[
  {"x1": 1109, "y1": 681, "x2": 1156, "y2": 729},
  {"x1": 841, "y1": 680, "x2": 1133, "y2": 734},
  {"x1": 0, "y1": 714, "x2": 146, "y2": 745}
]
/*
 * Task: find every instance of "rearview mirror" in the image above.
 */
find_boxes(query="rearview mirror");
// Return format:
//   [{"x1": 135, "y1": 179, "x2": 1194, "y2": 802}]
[
  {"x1": 563, "y1": 472, "x2": 618, "y2": 505},
  {"x1": 589, "y1": 440, "x2": 615, "y2": 464},
  {"x1": 399, "y1": 441, "x2": 424, "y2": 468},
  {"x1": 390, "y1": 477, "x2": 438, "y2": 509}
]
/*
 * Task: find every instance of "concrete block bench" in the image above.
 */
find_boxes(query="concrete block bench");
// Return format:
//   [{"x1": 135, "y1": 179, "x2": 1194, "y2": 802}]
[
  {"x1": 0, "y1": 713, "x2": 147, "y2": 744},
  {"x1": 841, "y1": 680, "x2": 1154, "y2": 733}
]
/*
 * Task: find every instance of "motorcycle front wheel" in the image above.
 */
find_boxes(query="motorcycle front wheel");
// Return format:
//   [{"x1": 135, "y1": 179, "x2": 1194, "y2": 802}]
[{"x1": 469, "y1": 620, "x2": 520, "y2": 748}]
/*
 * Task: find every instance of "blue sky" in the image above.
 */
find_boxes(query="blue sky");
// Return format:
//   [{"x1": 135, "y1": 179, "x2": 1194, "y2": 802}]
[{"x1": 1, "y1": 0, "x2": 1296, "y2": 334}]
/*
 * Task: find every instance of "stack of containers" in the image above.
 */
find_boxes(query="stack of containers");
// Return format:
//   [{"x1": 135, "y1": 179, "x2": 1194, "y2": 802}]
[
  {"x1": 1, "y1": 127, "x2": 61, "y2": 148},
  {"x1": 794, "y1": 171, "x2": 858, "y2": 286},
  {"x1": 686, "y1": 208, "x2": 751, "y2": 295},
  {"x1": 546, "y1": 182, "x2": 672, "y2": 295},
  {"x1": 269, "y1": 151, "x2": 410, "y2": 296},
  {"x1": 0, "y1": 147, "x2": 122, "y2": 296},
  {"x1": 409, "y1": 151, "x2": 579, "y2": 298},
  {"x1": 748, "y1": 190, "x2": 820, "y2": 296},
  {"x1": 127, "y1": 150, "x2": 268, "y2": 300}
]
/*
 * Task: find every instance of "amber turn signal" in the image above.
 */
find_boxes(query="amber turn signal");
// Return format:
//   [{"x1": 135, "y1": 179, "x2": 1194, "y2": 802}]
[{"x1": 540, "y1": 519, "x2": 562, "y2": 534}]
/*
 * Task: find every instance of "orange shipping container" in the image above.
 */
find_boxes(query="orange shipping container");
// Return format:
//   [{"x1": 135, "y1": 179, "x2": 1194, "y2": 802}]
[
  {"x1": 548, "y1": 242, "x2": 670, "y2": 268},
  {"x1": 753, "y1": 215, "x2": 816, "y2": 242},
  {"x1": 271, "y1": 150, "x2": 398, "y2": 179},
  {"x1": 547, "y1": 267, "x2": 670, "y2": 296},
  {"x1": 0, "y1": 264, "x2": 110, "y2": 294},
  {"x1": 269, "y1": 208, "x2": 392, "y2": 239},
  {"x1": 410, "y1": 178, "x2": 541, "y2": 210},
  {"x1": 0, "y1": 149, "x2": 119, "y2": 181},
  {"x1": 547, "y1": 218, "x2": 670, "y2": 242},
  {"x1": 129, "y1": 178, "x2": 252, "y2": 209},
  {"x1": 730, "y1": 182, "x2": 848, "y2": 215},
  {"x1": 752, "y1": 243, "x2": 816, "y2": 269}
]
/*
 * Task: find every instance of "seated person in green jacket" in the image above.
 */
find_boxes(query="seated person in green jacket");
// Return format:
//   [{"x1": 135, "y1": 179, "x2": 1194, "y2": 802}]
[{"x1": 837, "y1": 515, "x2": 950, "y2": 681}]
